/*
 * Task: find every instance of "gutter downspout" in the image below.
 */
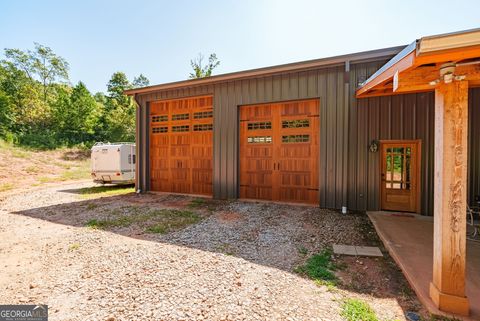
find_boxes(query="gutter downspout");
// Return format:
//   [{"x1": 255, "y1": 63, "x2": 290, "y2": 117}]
[
  {"x1": 134, "y1": 93, "x2": 142, "y2": 193},
  {"x1": 342, "y1": 61, "x2": 350, "y2": 214}
]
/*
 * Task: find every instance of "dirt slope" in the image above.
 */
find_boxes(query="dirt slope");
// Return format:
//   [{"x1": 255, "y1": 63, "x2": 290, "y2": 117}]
[{"x1": 0, "y1": 141, "x2": 91, "y2": 194}]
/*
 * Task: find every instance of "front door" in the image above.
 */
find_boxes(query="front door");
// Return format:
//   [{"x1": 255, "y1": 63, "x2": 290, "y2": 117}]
[
  {"x1": 239, "y1": 99, "x2": 320, "y2": 204},
  {"x1": 381, "y1": 141, "x2": 421, "y2": 213}
]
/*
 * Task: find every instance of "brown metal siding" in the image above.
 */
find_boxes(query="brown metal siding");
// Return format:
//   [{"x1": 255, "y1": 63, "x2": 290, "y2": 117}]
[
  {"x1": 351, "y1": 76, "x2": 435, "y2": 214},
  {"x1": 135, "y1": 63, "x2": 376, "y2": 207},
  {"x1": 133, "y1": 59, "x2": 480, "y2": 216}
]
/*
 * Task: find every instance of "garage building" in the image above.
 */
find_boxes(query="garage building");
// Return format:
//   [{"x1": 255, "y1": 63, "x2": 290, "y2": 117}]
[{"x1": 126, "y1": 32, "x2": 480, "y2": 216}]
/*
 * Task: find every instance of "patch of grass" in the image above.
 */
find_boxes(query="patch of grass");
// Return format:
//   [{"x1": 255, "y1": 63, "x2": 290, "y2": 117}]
[
  {"x1": 53, "y1": 161, "x2": 72, "y2": 169},
  {"x1": 68, "y1": 243, "x2": 81, "y2": 251},
  {"x1": 78, "y1": 185, "x2": 134, "y2": 199},
  {"x1": 37, "y1": 176, "x2": 56, "y2": 183},
  {"x1": 25, "y1": 165, "x2": 41, "y2": 173},
  {"x1": 341, "y1": 298, "x2": 379, "y2": 321},
  {"x1": 294, "y1": 248, "x2": 338, "y2": 283},
  {"x1": 85, "y1": 207, "x2": 202, "y2": 235},
  {"x1": 144, "y1": 209, "x2": 201, "y2": 234},
  {"x1": 11, "y1": 149, "x2": 31, "y2": 159},
  {"x1": 0, "y1": 183, "x2": 14, "y2": 192},
  {"x1": 145, "y1": 224, "x2": 168, "y2": 234},
  {"x1": 297, "y1": 245, "x2": 309, "y2": 256},
  {"x1": 86, "y1": 219, "x2": 101, "y2": 228},
  {"x1": 188, "y1": 197, "x2": 206, "y2": 208},
  {"x1": 60, "y1": 161, "x2": 90, "y2": 181},
  {"x1": 85, "y1": 203, "x2": 98, "y2": 210},
  {"x1": 0, "y1": 140, "x2": 12, "y2": 150},
  {"x1": 314, "y1": 279, "x2": 337, "y2": 292},
  {"x1": 216, "y1": 243, "x2": 235, "y2": 256}
]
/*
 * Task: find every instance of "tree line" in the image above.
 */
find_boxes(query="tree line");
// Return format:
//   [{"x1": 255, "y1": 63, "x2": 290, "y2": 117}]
[{"x1": 0, "y1": 43, "x2": 149, "y2": 149}]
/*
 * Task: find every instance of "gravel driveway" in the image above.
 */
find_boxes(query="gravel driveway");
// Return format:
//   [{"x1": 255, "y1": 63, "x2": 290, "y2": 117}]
[{"x1": 0, "y1": 182, "x2": 418, "y2": 321}]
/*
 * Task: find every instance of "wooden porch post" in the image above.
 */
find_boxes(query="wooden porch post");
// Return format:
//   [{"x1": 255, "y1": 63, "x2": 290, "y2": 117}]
[{"x1": 430, "y1": 80, "x2": 469, "y2": 316}]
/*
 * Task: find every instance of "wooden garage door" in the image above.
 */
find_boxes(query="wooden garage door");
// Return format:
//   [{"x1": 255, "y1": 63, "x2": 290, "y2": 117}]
[
  {"x1": 239, "y1": 99, "x2": 319, "y2": 204},
  {"x1": 149, "y1": 96, "x2": 213, "y2": 195}
]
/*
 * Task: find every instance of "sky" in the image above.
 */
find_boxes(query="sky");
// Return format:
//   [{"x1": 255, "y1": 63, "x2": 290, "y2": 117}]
[{"x1": 1, "y1": 0, "x2": 479, "y2": 94}]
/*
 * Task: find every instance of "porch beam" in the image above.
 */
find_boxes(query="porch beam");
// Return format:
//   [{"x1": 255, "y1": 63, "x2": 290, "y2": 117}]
[{"x1": 429, "y1": 80, "x2": 469, "y2": 316}]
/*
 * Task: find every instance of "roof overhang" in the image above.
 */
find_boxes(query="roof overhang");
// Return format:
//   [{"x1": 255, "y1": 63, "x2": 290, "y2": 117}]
[
  {"x1": 124, "y1": 46, "x2": 404, "y2": 96},
  {"x1": 356, "y1": 28, "x2": 480, "y2": 98}
]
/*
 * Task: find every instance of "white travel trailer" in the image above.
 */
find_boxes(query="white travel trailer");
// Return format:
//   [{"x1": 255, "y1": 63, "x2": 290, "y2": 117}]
[{"x1": 91, "y1": 142, "x2": 135, "y2": 184}]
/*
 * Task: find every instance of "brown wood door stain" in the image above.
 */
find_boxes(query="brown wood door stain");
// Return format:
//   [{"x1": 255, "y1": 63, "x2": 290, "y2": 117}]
[
  {"x1": 380, "y1": 140, "x2": 421, "y2": 213},
  {"x1": 239, "y1": 99, "x2": 319, "y2": 204},
  {"x1": 149, "y1": 96, "x2": 213, "y2": 195}
]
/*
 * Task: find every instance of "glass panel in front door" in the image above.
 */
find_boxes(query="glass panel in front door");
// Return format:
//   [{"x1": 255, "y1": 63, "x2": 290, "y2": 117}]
[{"x1": 385, "y1": 146, "x2": 411, "y2": 190}]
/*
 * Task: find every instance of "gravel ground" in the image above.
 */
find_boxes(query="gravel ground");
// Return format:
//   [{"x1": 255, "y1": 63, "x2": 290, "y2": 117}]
[{"x1": 0, "y1": 182, "x2": 420, "y2": 321}]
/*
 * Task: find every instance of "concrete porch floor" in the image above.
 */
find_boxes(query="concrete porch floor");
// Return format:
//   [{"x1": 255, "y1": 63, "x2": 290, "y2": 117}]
[{"x1": 368, "y1": 211, "x2": 480, "y2": 321}]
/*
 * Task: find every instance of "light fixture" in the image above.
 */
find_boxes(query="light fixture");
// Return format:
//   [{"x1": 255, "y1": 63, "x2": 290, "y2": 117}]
[{"x1": 369, "y1": 140, "x2": 379, "y2": 153}]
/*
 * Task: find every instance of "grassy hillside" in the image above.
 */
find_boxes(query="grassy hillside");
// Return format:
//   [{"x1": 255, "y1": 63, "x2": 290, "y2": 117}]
[{"x1": 0, "y1": 141, "x2": 91, "y2": 193}]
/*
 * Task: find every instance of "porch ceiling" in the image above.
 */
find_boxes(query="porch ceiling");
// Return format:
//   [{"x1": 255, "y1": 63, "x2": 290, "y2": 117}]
[{"x1": 356, "y1": 28, "x2": 480, "y2": 98}]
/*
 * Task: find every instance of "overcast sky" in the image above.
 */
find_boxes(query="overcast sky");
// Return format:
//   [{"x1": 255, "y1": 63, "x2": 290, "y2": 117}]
[{"x1": 1, "y1": 0, "x2": 479, "y2": 93}]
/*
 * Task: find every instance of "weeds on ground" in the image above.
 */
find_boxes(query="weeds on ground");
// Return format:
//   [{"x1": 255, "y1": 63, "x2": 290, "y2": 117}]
[
  {"x1": 297, "y1": 245, "x2": 309, "y2": 256},
  {"x1": 294, "y1": 248, "x2": 339, "y2": 285},
  {"x1": 188, "y1": 198, "x2": 206, "y2": 208},
  {"x1": 34, "y1": 162, "x2": 90, "y2": 184},
  {"x1": 60, "y1": 163, "x2": 90, "y2": 180},
  {"x1": 68, "y1": 243, "x2": 81, "y2": 251},
  {"x1": 85, "y1": 207, "x2": 202, "y2": 235},
  {"x1": 0, "y1": 183, "x2": 14, "y2": 192},
  {"x1": 85, "y1": 203, "x2": 98, "y2": 210},
  {"x1": 341, "y1": 298, "x2": 379, "y2": 321},
  {"x1": 145, "y1": 225, "x2": 168, "y2": 234},
  {"x1": 86, "y1": 219, "x2": 101, "y2": 228},
  {"x1": 216, "y1": 243, "x2": 235, "y2": 256},
  {"x1": 11, "y1": 149, "x2": 30, "y2": 159},
  {"x1": 145, "y1": 209, "x2": 201, "y2": 234},
  {"x1": 314, "y1": 279, "x2": 337, "y2": 292},
  {"x1": 37, "y1": 176, "x2": 55, "y2": 183},
  {"x1": 25, "y1": 165, "x2": 41, "y2": 173}
]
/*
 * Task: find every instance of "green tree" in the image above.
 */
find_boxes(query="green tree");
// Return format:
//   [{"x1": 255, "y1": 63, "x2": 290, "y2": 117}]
[
  {"x1": 107, "y1": 72, "x2": 131, "y2": 105},
  {"x1": 133, "y1": 74, "x2": 150, "y2": 88},
  {"x1": 0, "y1": 60, "x2": 49, "y2": 136},
  {"x1": 4, "y1": 43, "x2": 69, "y2": 102},
  {"x1": 52, "y1": 82, "x2": 101, "y2": 144},
  {"x1": 0, "y1": 43, "x2": 147, "y2": 148},
  {"x1": 0, "y1": 89, "x2": 15, "y2": 139},
  {"x1": 189, "y1": 53, "x2": 220, "y2": 79},
  {"x1": 103, "y1": 72, "x2": 137, "y2": 142},
  {"x1": 105, "y1": 99, "x2": 135, "y2": 141}
]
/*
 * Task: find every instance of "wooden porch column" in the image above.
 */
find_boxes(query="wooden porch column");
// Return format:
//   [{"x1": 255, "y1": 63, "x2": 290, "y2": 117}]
[{"x1": 430, "y1": 80, "x2": 469, "y2": 316}]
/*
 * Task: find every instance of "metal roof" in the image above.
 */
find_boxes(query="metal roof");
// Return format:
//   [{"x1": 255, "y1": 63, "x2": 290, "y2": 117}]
[
  {"x1": 358, "y1": 28, "x2": 480, "y2": 93},
  {"x1": 358, "y1": 41, "x2": 417, "y2": 89},
  {"x1": 125, "y1": 45, "x2": 405, "y2": 96}
]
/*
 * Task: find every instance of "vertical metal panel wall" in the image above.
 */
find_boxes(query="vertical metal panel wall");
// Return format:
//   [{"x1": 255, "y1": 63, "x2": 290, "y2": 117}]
[{"x1": 134, "y1": 59, "x2": 480, "y2": 216}]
